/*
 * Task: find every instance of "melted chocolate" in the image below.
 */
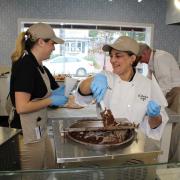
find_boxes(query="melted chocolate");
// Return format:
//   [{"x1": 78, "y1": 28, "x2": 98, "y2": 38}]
[
  {"x1": 69, "y1": 129, "x2": 132, "y2": 145},
  {"x1": 100, "y1": 109, "x2": 117, "y2": 127},
  {"x1": 67, "y1": 109, "x2": 137, "y2": 146}
]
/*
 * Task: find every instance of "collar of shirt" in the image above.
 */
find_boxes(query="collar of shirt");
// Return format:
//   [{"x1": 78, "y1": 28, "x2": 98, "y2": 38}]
[
  {"x1": 129, "y1": 68, "x2": 136, "y2": 82},
  {"x1": 148, "y1": 51, "x2": 154, "y2": 72},
  {"x1": 25, "y1": 50, "x2": 45, "y2": 74}
]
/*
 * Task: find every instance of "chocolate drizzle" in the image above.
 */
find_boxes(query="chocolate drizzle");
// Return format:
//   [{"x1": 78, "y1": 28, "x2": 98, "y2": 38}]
[{"x1": 100, "y1": 108, "x2": 117, "y2": 127}]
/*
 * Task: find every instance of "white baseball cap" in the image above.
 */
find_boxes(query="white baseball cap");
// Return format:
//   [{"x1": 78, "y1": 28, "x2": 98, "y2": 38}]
[
  {"x1": 102, "y1": 36, "x2": 139, "y2": 55},
  {"x1": 28, "y1": 23, "x2": 64, "y2": 44}
]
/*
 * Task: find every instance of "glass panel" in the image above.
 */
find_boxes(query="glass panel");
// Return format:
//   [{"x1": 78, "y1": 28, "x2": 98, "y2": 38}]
[
  {"x1": 49, "y1": 28, "x2": 147, "y2": 76},
  {"x1": 0, "y1": 162, "x2": 179, "y2": 179},
  {"x1": 22, "y1": 22, "x2": 151, "y2": 77}
]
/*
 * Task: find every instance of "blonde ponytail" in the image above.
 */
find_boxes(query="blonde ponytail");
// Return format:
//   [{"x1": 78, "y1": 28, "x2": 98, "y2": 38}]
[{"x1": 11, "y1": 32, "x2": 26, "y2": 62}]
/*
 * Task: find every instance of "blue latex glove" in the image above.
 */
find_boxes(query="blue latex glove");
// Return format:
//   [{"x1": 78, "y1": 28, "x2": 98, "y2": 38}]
[
  {"x1": 50, "y1": 95, "x2": 68, "y2": 106},
  {"x1": 90, "y1": 73, "x2": 108, "y2": 103},
  {"x1": 147, "y1": 100, "x2": 161, "y2": 117},
  {"x1": 52, "y1": 85, "x2": 65, "y2": 96}
]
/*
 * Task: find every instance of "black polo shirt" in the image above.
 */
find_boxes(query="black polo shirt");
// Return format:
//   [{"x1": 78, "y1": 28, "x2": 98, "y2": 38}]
[{"x1": 10, "y1": 51, "x2": 59, "y2": 129}]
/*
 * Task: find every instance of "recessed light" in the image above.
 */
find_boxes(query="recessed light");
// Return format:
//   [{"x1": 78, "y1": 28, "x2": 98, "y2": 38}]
[
  {"x1": 138, "y1": 0, "x2": 143, "y2": 2},
  {"x1": 174, "y1": 0, "x2": 180, "y2": 10}
]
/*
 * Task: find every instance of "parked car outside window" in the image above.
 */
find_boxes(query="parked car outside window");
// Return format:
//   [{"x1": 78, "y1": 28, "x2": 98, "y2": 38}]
[{"x1": 43, "y1": 56, "x2": 94, "y2": 76}]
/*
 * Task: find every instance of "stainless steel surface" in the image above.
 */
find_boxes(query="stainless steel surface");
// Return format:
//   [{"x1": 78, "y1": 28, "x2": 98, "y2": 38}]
[
  {"x1": 63, "y1": 120, "x2": 138, "y2": 133},
  {"x1": 63, "y1": 126, "x2": 136, "y2": 133},
  {"x1": 166, "y1": 108, "x2": 180, "y2": 123},
  {"x1": 48, "y1": 105, "x2": 180, "y2": 123},
  {"x1": 52, "y1": 117, "x2": 161, "y2": 165},
  {"x1": 48, "y1": 104, "x2": 97, "y2": 119},
  {"x1": 99, "y1": 101, "x2": 105, "y2": 111},
  {"x1": 0, "y1": 127, "x2": 21, "y2": 146}
]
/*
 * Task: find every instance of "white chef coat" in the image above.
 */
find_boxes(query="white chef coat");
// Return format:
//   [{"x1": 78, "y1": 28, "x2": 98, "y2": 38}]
[
  {"x1": 75, "y1": 70, "x2": 169, "y2": 140},
  {"x1": 148, "y1": 49, "x2": 180, "y2": 95}
]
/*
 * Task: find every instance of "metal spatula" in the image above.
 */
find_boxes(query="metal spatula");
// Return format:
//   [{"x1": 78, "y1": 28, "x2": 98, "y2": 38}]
[
  {"x1": 99, "y1": 100, "x2": 106, "y2": 112},
  {"x1": 62, "y1": 124, "x2": 138, "y2": 133}
]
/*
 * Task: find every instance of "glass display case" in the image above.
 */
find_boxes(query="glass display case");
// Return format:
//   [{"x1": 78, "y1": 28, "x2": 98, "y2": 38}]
[{"x1": 0, "y1": 162, "x2": 179, "y2": 180}]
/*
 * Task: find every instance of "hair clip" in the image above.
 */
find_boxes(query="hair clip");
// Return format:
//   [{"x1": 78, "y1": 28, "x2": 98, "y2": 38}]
[{"x1": 24, "y1": 34, "x2": 28, "y2": 41}]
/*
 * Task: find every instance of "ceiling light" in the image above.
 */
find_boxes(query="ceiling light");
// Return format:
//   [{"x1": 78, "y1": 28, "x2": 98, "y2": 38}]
[
  {"x1": 174, "y1": 0, "x2": 180, "y2": 10},
  {"x1": 138, "y1": 0, "x2": 143, "y2": 2}
]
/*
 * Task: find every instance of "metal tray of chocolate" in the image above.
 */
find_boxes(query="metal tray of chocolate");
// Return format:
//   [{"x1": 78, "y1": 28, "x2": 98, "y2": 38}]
[{"x1": 66, "y1": 119, "x2": 137, "y2": 150}]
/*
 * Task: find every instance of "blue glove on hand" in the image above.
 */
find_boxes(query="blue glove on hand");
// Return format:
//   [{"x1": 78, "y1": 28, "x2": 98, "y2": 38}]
[
  {"x1": 50, "y1": 95, "x2": 68, "y2": 106},
  {"x1": 90, "y1": 73, "x2": 108, "y2": 103},
  {"x1": 147, "y1": 100, "x2": 161, "y2": 117},
  {"x1": 52, "y1": 85, "x2": 65, "y2": 96}
]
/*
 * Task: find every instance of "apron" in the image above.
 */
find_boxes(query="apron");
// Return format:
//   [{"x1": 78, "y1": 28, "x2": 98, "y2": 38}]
[
  {"x1": 166, "y1": 87, "x2": 180, "y2": 113},
  {"x1": 150, "y1": 50, "x2": 180, "y2": 113},
  {"x1": 20, "y1": 67, "x2": 51, "y2": 144}
]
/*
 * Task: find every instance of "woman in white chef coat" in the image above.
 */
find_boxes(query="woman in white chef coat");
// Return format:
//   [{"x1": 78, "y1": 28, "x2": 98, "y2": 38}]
[{"x1": 75, "y1": 36, "x2": 168, "y2": 140}]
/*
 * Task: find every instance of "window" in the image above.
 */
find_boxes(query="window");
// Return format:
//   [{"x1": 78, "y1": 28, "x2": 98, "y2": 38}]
[{"x1": 19, "y1": 19, "x2": 153, "y2": 77}]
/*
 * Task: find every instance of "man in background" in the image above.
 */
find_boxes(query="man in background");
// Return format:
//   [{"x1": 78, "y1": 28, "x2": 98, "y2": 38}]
[{"x1": 138, "y1": 43, "x2": 180, "y2": 162}]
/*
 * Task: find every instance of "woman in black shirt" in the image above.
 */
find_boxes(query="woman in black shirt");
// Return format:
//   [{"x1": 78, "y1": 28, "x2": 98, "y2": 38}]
[{"x1": 10, "y1": 23, "x2": 68, "y2": 169}]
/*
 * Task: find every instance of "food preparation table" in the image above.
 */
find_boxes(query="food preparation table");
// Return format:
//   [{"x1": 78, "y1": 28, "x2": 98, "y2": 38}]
[{"x1": 51, "y1": 117, "x2": 161, "y2": 180}]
